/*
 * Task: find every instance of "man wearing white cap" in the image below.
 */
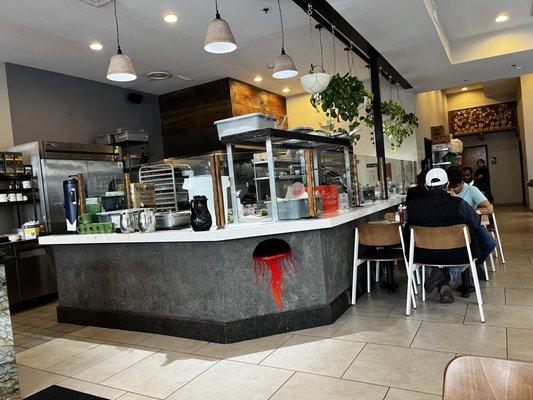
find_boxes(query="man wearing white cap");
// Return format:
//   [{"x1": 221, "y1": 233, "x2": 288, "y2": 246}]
[{"x1": 405, "y1": 168, "x2": 484, "y2": 303}]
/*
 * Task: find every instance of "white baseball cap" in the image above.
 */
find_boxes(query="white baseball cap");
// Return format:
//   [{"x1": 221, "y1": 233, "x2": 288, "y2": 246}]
[{"x1": 425, "y1": 168, "x2": 448, "y2": 187}]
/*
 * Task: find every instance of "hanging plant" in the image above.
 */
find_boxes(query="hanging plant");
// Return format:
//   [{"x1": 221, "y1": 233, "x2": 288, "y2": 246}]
[
  {"x1": 310, "y1": 73, "x2": 372, "y2": 144},
  {"x1": 362, "y1": 99, "x2": 418, "y2": 152}
]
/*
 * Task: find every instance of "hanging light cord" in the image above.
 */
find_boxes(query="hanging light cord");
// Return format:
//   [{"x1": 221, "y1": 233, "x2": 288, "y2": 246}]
[
  {"x1": 277, "y1": 0, "x2": 285, "y2": 52},
  {"x1": 113, "y1": 0, "x2": 121, "y2": 53},
  {"x1": 214, "y1": 0, "x2": 220, "y2": 18},
  {"x1": 318, "y1": 27, "x2": 324, "y2": 69}
]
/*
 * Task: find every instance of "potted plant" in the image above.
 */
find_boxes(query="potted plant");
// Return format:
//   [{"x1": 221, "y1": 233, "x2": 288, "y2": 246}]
[
  {"x1": 362, "y1": 99, "x2": 418, "y2": 151},
  {"x1": 310, "y1": 73, "x2": 372, "y2": 144}
]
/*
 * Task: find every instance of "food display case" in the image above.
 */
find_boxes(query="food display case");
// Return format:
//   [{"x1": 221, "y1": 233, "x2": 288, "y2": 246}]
[{"x1": 220, "y1": 128, "x2": 356, "y2": 223}]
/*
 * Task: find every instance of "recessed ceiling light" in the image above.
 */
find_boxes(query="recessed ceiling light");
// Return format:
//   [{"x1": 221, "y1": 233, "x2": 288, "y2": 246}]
[
  {"x1": 89, "y1": 41, "x2": 103, "y2": 51},
  {"x1": 461, "y1": 87, "x2": 468, "y2": 91},
  {"x1": 511, "y1": 64, "x2": 526, "y2": 70},
  {"x1": 282, "y1": 87, "x2": 290, "y2": 93},
  {"x1": 495, "y1": 13, "x2": 509, "y2": 23},
  {"x1": 254, "y1": 76, "x2": 263, "y2": 83},
  {"x1": 164, "y1": 13, "x2": 178, "y2": 23}
]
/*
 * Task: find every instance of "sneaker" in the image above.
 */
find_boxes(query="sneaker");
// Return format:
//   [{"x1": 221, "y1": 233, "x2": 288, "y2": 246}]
[
  {"x1": 424, "y1": 269, "x2": 443, "y2": 294},
  {"x1": 438, "y1": 285, "x2": 454, "y2": 303}
]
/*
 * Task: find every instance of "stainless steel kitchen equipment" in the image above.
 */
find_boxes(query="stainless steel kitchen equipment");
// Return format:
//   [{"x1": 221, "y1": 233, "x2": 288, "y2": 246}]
[
  {"x1": 9, "y1": 142, "x2": 123, "y2": 234},
  {"x1": 155, "y1": 211, "x2": 191, "y2": 229},
  {"x1": 137, "y1": 209, "x2": 156, "y2": 233},
  {"x1": 139, "y1": 164, "x2": 191, "y2": 212}
]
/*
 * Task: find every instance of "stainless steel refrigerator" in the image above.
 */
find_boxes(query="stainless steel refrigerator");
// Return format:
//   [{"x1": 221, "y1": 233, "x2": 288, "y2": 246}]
[{"x1": 10, "y1": 141, "x2": 123, "y2": 234}]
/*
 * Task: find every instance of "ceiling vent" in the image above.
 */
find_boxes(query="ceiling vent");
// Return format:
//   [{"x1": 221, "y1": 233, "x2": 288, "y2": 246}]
[
  {"x1": 78, "y1": 0, "x2": 112, "y2": 7},
  {"x1": 145, "y1": 71, "x2": 193, "y2": 82}
]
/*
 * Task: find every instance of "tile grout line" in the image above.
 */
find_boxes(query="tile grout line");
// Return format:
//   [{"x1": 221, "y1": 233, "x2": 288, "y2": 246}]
[
  {"x1": 505, "y1": 327, "x2": 509, "y2": 359},
  {"x1": 408, "y1": 320, "x2": 424, "y2": 348},
  {"x1": 462, "y1": 303, "x2": 469, "y2": 325},
  {"x1": 382, "y1": 386, "x2": 390, "y2": 400},
  {"x1": 266, "y1": 370, "x2": 296, "y2": 400},
  {"x1": 161, "y1": 359, "x2": 223, "y2": 400},
  {"x1": 340, "y1": 342, "x2": 367, "y2": 379},
  {"x1": 256, "y1": 333, "x2": 295, "y2": 365}
]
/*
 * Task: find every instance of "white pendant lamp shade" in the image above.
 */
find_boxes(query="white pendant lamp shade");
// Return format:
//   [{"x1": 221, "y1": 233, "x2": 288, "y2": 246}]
[
  {"x1": 300, "y1": 72, "x2": 330, "y2": 93},
  {"x1": 107, "y1": 50, "x2": 137, "y2": 82},
  {"x1": 272, "y1": 50, "x2": 298, "y2": 79},
  {"x1": 106, "y1": 1, "x2": 136, "y2": 82},
  {"x1": 204, "y1": 15, "x2": 237, "y2": 54}
]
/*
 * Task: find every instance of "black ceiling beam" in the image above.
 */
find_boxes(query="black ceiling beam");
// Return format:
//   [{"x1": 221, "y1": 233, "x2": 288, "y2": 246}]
[{"x1": 291, "y1": 0, "x2": 413, "y2": 89}]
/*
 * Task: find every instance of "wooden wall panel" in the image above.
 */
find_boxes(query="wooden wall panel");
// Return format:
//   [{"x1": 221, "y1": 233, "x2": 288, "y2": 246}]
[
  {"x1": 229, "y1": 79, "x2": 287, "y2": 129},
  {"x1": 159, "y1": 78, "x2": 287, "y2": 157}
]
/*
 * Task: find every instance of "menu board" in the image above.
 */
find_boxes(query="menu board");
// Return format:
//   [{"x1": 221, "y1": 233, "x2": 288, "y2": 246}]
[{"x1": 449, "y1": 102, "x2": 517, "y2": 137}]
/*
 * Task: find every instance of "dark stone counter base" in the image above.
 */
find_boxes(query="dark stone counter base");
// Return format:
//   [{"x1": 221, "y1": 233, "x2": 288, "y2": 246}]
[{"x1": 58, "y1": 291, "x2": 350, "y2": 343}]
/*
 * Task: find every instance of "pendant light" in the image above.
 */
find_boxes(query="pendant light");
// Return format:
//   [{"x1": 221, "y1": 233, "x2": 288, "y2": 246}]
[
  {"x1": 272, "y1": 0, "x2": 298, "y2": 79},
  {"x1": 107, "y1": 0, "x2": 136, "y2": 82},
  {"x1": 204, "y1": 0, "x2": 237, "y2": 54},
  {"x1": 300, "y1": 24, "x2": 330, "y2": 94}
]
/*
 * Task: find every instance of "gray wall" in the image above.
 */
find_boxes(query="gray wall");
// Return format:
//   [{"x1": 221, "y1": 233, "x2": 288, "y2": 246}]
[
  {"x1": 462, "y1": 131, "x2": 523, "y2": 205},
  {"x1": 5, "y1": 63, "x2": 163, "y2": 160}
]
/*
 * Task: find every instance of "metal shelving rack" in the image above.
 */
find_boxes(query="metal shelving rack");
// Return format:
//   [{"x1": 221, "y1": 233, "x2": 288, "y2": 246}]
[{"x1": 139, "y1": 164, "x2": 191, "y2": 212}]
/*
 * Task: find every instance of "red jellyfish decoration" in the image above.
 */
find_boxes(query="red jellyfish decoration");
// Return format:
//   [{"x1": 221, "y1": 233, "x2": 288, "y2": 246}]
[{"x1": 252, "y1": 239, "x2": 296, "y2": 310}]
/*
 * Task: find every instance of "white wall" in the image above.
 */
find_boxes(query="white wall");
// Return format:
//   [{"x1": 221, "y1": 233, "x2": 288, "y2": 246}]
[
  {"x1": 0, "y1": 62, "x2": 14, "y2": 151},
  {"x1": 461, "y1": 132, "x2": 523, "y2": 205}
]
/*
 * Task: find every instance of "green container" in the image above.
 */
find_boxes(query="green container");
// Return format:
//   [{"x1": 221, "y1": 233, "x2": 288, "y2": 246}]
[
  {"x1": 78, "y1": 213, "x2": 97, "y2": 225},
  {"x1": 86, "y1": 203, "x2": 102, "y2": 214}
]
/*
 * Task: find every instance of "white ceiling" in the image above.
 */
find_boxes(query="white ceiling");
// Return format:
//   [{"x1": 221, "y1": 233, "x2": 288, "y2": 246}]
[{"x1": 0, "y1": 0, "x2": 532, "y2": 96}]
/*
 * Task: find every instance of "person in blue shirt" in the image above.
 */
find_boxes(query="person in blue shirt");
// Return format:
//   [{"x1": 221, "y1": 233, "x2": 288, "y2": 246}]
[{"x1": 447, "y1": 167, "x2": 496, "y2": 294}]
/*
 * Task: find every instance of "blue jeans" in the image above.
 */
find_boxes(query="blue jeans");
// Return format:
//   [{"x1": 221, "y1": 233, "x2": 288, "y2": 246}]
[{"x1": 435, "y1": 226, "x2": 497, "y2": 284}]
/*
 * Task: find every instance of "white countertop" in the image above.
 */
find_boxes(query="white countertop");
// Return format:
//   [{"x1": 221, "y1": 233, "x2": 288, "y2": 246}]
[{"x1": 39, "y1": 196, "x2": 403, "y2": 245}]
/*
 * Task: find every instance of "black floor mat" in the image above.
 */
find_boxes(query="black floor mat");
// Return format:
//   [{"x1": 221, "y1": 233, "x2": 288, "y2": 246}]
[{"x1": 25, "y1": 386, "x2": 107, "y2": 400}]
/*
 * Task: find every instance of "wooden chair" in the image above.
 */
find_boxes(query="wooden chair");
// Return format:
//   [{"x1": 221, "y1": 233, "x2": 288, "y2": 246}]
[
  {"x1": 444, "y1": 356, "x2": 533, "y2": 399},
  {"x1": 352, "y1": 222, "x2": 416, "y2": 306},
  {"x1": 405, "y1": 224, "x2": 485, "y2": 322}
]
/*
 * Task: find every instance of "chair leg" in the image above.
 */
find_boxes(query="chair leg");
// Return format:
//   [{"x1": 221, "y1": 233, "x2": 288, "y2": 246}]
[
  {"x1": 489, "y1": 252, "x2": 495, "y2": 272},
  {"x1": 406, "y1": 262, "x2": 414, "y2": 316},
  {"x1": 412, "y1": 271, "x2": 419, "y2": 295},
  {"x1": 367, "y1": 261, "x2": 371, "y2": 293},
  {"x1": 411, "y1": 269, "x2": 418, "y2": 309},
  {"x1": 422, "y1": 265, "x2": 426, "y2": 302},
  {"x1": 375, "y1": 261, "x2": 380, "y2": 283},
  {"x1": 495, "y1": 231, "x2": 505, "y2": 264},
  {"x1": 415, "y1": 267, "x2": 421, "y2": 285},
  {"x1": 483, "y1": 261, "x2": 489, "y2": 281},
  {"x1": 470, "y1": 261, "x2": 485, "y2": 323},
  {"x1": 351, "y1": 263, "x2": 358, "y2": 305},
  {"x1": 491, "y1": 231, "x2": 499, "y2": 258}
]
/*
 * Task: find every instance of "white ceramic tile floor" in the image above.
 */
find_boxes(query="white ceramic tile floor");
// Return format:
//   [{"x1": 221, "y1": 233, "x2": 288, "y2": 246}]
[{"x1": 10, "y1": 207, "x2": 533, "y2": 399}]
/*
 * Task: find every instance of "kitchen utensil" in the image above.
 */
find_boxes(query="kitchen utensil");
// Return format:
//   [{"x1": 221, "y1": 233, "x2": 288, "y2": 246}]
[
  {"x1": 138, "y1": 209, "x2": 156, "y2": 233},
  {"x1": 7, "y1": 193, "x2": 16, "y2": 202},
  {"x1": 77, "y1": 225, "x2": 88, "y2": 234},
  {"x1": 190, "y1": 195, "x2": 212, "y2": 231},
  {"x1": 63, "y1": 176, "x2": 78, "y2": 232},
  {"x1": 119, "y1": 211, "x2": 137, "y2": 233},
  {"x1": 155, "y1": 211, "x2": 191, "y2": 230},
  {"x1": 0, "y1": 193, "x2": 7, "y2": 203},
  {"x1": 22, "y1": 180, "x2": 31, "y2": 189},
  {"x1": 22, "y1": 195, "x2": 28, "y2": 201},
  {"x1": 16, "y1": 193, "x2": 23, "y2": 201}
]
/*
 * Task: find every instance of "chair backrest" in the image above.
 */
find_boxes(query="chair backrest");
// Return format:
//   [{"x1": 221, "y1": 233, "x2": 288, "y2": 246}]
[
  {"x1": 412, "y1": 224, "x2": 469, "y2": 250},
  {"x1": 358, "y1": 222, "x2": 401, "y2": 246}
]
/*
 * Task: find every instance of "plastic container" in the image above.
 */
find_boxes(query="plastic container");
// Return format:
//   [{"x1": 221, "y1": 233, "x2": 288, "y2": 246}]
[{"x1": 214, "y1": 113, "x2": 277, "y2": 139}]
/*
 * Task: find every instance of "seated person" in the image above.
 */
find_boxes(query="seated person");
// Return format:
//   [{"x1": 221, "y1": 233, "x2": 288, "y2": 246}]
[
  {"x1": 447, "y1": 167, "x2": 497, "y2": 289},
  {"x1": 461, "y1": 166, "x2": 494, "y2": 203},
  {"x1": 405, "y1": 168, "x2": 484, "y2": 303},
  {"x1": 405, "y1": 169, "x2": 428, "y2": 205}
]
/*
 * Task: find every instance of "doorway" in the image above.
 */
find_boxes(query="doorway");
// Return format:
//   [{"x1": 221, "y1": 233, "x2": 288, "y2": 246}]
[{"x1": 460, "y1": 132, "x2": 523, "y2": 205}]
